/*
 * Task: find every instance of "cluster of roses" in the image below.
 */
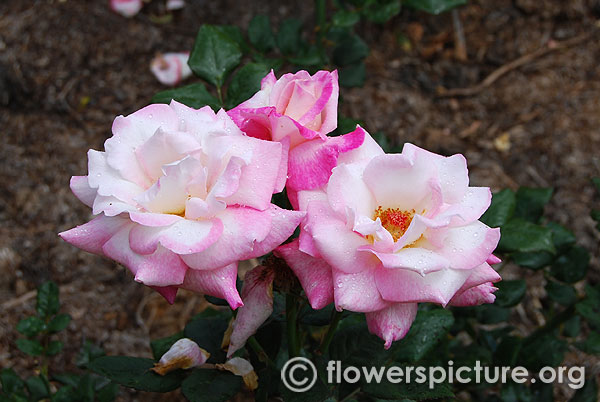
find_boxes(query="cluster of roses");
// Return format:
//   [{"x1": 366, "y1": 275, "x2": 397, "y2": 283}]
[{"x1": 60, "y1": 70, "x2": 501, "y2": 353}]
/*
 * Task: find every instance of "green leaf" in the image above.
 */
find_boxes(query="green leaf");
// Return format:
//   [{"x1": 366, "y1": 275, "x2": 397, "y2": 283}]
[
  {"x1": 563, "y1": 315, "x2": 581, "y2": 338},
  {"x1": 480, "y1": 189, "x2": 516, "y2": 228},
  {"x1": 96, "y1": 381, "x2": 120, "y2": 402},
  {"x1": 394, "y1": 309, "x2": 454, "y2": 362},
  {"x1": 333, "y1": 34, "x2": 369, "y2": 66},
  {"x1": 89, "y1": 356, "x2": 184, "y2": 392},
  {"x1": 403, "y1": 0, "x2": 467, "y2": 14},
  {"x1": 474, "y1": 304, "x2": 511, "y2": 324},
  {"x1": 276, "y1": 18, "x2": 303, "y2": 56},
  {"x1": 51, "y1": 386, "x2": 75, "y2": 402},
  {"x1": 225, "y1": 63, "x2": 269, "y2": 109},
  {"x1": 339, "y1": 62, "x2": 366, "y2": 88},
  {"x1": 76, "y1": 341, "x2": 105, "y2": 369},
  {"x1": 181, "y1": 370, "x2": 242, "y2": 402},
  {"x1": 498, "y1": 219, "x2": 555, "y2": 253},
  {"x1": 361, "y1": 364, "x2": 454, "y2": 400},
  {"x1": 37, "y1": 281, "x2": 60, "y2": 317},
  {"x1": 545, "y1": 280, "x2": 576, "y2": 305},
  {"x1": 547, "y1": 222, "x2": 576, "y2": 252},
  {"x1": 280, "y1": 375, "x2": 331, "y2": 402},
  {"x1": 332, "y1": 10, "x2": 360, "y2": 27},
  {"x1": 570, "y1": 376, "x2": 597, "y2": 402},
  {"x1": 16, "y1": 317, "x2": 46, "y2": 337},
  {"x1": 151, "y1": 82, "x2": 220, "y2": 111},
  {"x1": 214, "y1": 26, "x2": 248, "y2": 53},
  {"x1": 46, "y1": 341, "x2": 63, "y2": 356},
  {"x1": 550, "y1": 246, "x2": 589, "y2": 283},
  {"x1": 25, "y1": 376, "x2": 49, "y2": 401},
  {"x1": 576, "y1": 331, "x2": 600, "y2": 355},
  {"x1": 16, "y1": 339, "x2": 44, "y2": 357},
  {"x1": 511, "y1": 251, "x2": 553, "y2": 270},
  {"x1": 513, "y1": 187, "x2": 553, "y2": 223},
  {"x1": 73, "y1": 373, "x2": 94, "y2": 402},
  {"x1": 521, "y1": 334, "x2": 567, "y2": 371},
  {"x1": 248, "y1": 15, "x2": 276, "y2": 52},
  {"x1": 495, "y1": 280, "x2": 526, "y2": 307},
  {"x1": 362, "y1": 0, "x2": 402, "y2": 23},
  {"x1": 299, "y1": 303, "x2": 336, "y2": 326},
  {"x1": 1, "y1": 369, "x2": 24, "y2": 395},
  {"x1": 150, "y1": 332, "x2": 184, "y2": 361},
  {"x1": 493, "y1": 336, "x2": 522, "y2": 366},
  {"x1": 184, "y1": 309, "x2": 231, "y2": 361},
  {"x1": 288, "y1": 45, "x2": 325, "y2": 67},
  {"x1": 48, "y1": 314, "x2": 71, "y2": 333},
  {"x1": 189, "y1": 25, "x2": 242, "y2": 87}
]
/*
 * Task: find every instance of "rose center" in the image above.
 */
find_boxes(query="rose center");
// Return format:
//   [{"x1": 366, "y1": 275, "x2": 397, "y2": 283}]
[{"x1": 374, "y1": 206, "x2": 415, "y2": 242}]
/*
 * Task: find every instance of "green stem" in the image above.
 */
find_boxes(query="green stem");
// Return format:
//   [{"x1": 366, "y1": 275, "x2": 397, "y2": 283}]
[
  {"x1": 248, "y1": 336, "x2": 276, "y2": 368},
  {"x1": 216, "y1": 85, "x2": 224, "y2": 107},
  {"x1": 286, "y1": 293, "x2": 300, "y2": 357},
  {"x1": 319, "y1": 310, "x2": 343, "y2": 354}
]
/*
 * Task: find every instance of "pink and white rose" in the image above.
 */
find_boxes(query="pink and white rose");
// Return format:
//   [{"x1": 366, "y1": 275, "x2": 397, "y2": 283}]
[
  {"x1": 276, "y1": 132, "x2": 501, "y2": 348},
  {"x1": 150, "y1": 52, "x2": 192, "y2": 87},
  {"x1": 228, "y1": 70, "x2": 364, "y2": 206},
  {"x1": 59, "y1": 101, "x2": 304, "y2": 308}
]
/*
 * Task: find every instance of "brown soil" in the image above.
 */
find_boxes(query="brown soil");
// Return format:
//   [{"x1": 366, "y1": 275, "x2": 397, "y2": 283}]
[{"x1": 1, "y1": 0, "x2": 599, "y2": 401}]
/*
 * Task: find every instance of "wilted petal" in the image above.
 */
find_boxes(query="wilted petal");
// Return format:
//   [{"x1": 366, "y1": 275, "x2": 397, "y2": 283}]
[
  {"x1": 152, "y1": 338, "x2": 209, "y2": 375},
  {"x1": 227, "y1": 266, "x2": 274, "y2": 357}
]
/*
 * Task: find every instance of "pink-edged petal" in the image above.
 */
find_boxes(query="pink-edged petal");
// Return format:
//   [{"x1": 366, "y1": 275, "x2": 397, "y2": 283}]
[
  {"x1": 436, "y1": 187, "x2": 492, "y2": 225},
  {"x1": 449, "y1": 282, "x2": 497, "y2": 306},
  {"x1": 274, "y1": 239, "x2": 334, "y2": 310},
  {"x1": 150, "y1": 52, "x2": 192, "y2": 87},
  {"x1": 92, "y1": 194, "x2": 137, "y2": 216},
  {"x1": 181, "y1": 207, "x2": 272, "y2": 270},
  {"x1": 327, "y1": 163, "x2": 375, "y2": 218},
  {"x1": 487, "y1": 254, "x2": 502, "y2": 265},
  {"x1": 181, "y1": 263, "x2": 243, "y2": 309},
  {"x1": 227, "y1": 265, "x2": 275, "y2": 357},
  {"x1": 309, "y1": 70, "x2": 338, "y2": 135},
  {"x1": 375, "y1": 267, "x2": 472, "y2": 306},
  {"x1": 336, "y1": 127, "x2": 384, "y2": 166},
  {"x1": 129, "y1": 218, "x2": 223, "y2": 256},
  {"x1": 102, "y1": 225, "x2": 188, "y2": 287},
  {"x1": 110, "y1": 0, "x2": 143, "y2": 17},
  {"x1": 287, "y1": 126, "x2": 365, "y2": 192},
  {"x1": 59, "y1": 215, "x2": 130, "y2": 256},
  {"x1": 113, "y1": 103, "x2": 180, "y2": 145},
  {"x1": 298, "y1": 226, "x2": 321, "y2": 258},
  {"x1": 365, "y1": 303, "x2": 418, "y2": 349},
  {"x1": 208, "y1": 136, "x2": 283, "y2": 211},
  {"x1": 70, "y1": 176, "x2": 96, "y2": 208},
  {"x1": 457, "y1": 262, "x2": 502, "y2": 291},
  {"x1": 427, "y1": 222, "x2": 500, "y2": 270},
  {"x1": 363, "y1": 152, "x2": 437, "y2": 210},
  {"x1": 87, "y1": 149, "x2": 144, "y2": 204},
  {"x1": 296, "y1": 188, "x2": 328, "y2": 212},
  {"x1": 274, "y1": 136, "x2": 289, "y2": 193},
  {"x1": 305, "y1": 201, "x2": 379, "y2": 274},
  {"x1": 332, "y1": 268, "x2": 389, "y2": 313},
  {"x1": 244, "y1": 205, "x2": 305, "y2": 259},
  {"x1": 151, "y1": 286, "x2": 178, "y2": 304},
  {"x1": 363, "y1": 247, "x2": 450, "y2": 275},
  {"x1": 129, "y1": 212, "x2": 182, "y2": 227}
]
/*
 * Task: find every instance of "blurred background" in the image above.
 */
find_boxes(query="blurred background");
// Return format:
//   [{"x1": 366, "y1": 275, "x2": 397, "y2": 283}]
[{"x1": 1, "y1": 0, "x2": 599, "y2": 400}]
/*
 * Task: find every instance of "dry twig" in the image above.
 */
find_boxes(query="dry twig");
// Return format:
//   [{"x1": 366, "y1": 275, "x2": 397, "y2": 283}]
[{"x1": 437, "y1": 28, "x2": 599, "y2": 97}]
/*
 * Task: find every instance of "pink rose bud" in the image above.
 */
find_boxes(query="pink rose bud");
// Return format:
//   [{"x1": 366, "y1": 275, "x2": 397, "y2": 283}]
[
  {"x1": 166, "y1": 0, "x2": 186, "y2": 10},
  {"x1": 152, "y1": 338, "x2": 209, "y2": 376},
  {"x1": 277, "y1": 132, "x2": 501, "y2": 349},
  {"x1": 228, "y1": 70, "x2": 367, "y2": 205},
  {"x1": 110, "y1": 0, "x2": 143, "y2": 18},
  {"x1": 150, "y1": 52, "x2": 192, "y2": 86}
]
